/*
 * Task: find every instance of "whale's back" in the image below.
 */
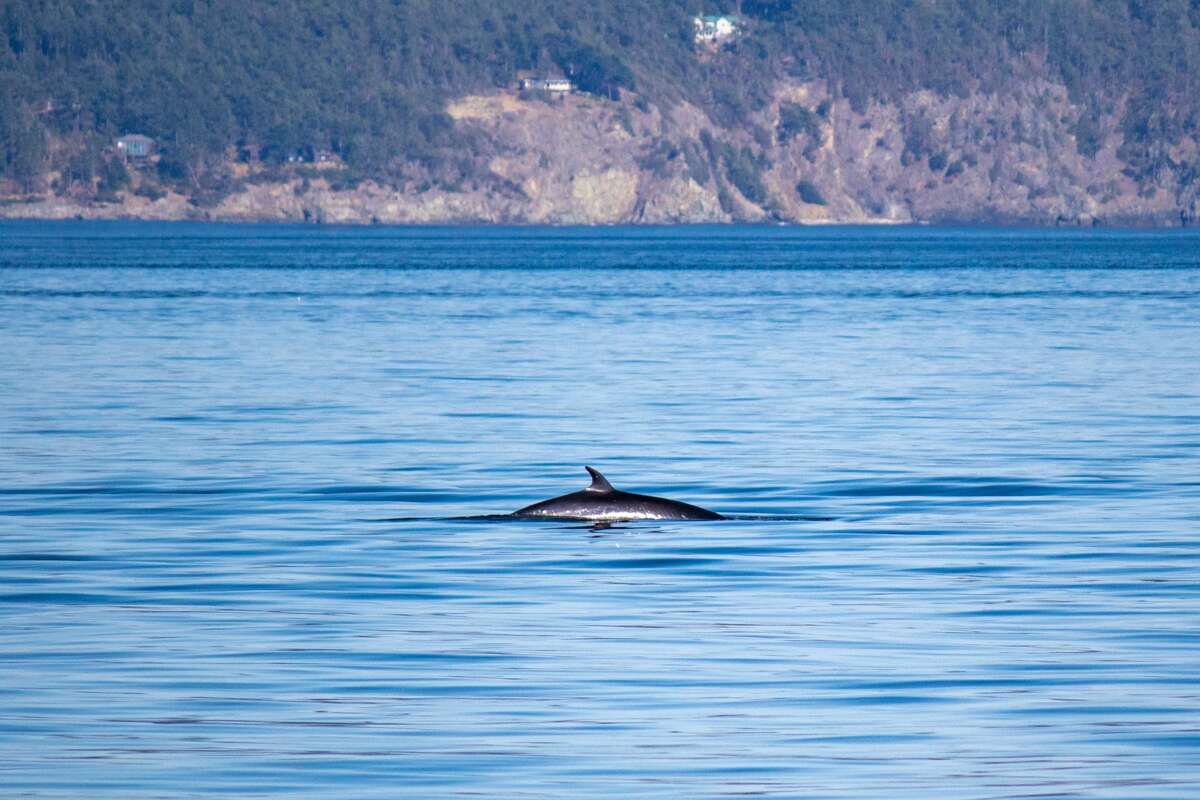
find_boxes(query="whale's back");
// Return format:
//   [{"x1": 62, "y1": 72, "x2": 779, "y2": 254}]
[{"x1": 512, "y1": 467, "x2": 723, "y2": 521}]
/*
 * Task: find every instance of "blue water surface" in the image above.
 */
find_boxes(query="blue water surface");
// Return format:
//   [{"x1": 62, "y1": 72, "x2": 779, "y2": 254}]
[{"x1": 1, "y1": 222, "x2": 1198, "y2": 798}]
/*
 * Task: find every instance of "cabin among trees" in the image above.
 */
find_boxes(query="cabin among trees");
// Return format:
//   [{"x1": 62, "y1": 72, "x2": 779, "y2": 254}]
[{"x1": 115, "y1": 134, "x2": 155, "y2": 162}]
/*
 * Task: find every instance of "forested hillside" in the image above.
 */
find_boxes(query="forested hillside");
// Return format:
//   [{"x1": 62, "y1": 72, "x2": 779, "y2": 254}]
[{"x1": 3, "y1": 0, "x2": 1200, "y2": 222}]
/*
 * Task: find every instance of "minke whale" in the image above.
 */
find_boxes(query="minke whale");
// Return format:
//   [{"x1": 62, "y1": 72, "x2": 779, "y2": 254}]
[{"x1": 512, "y1": 466, "x2": 724, "y2": 521}]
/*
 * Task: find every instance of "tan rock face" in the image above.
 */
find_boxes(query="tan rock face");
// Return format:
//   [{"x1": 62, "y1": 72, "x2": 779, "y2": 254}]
[
  {"x1": 639, "y1": 177, "x2": 725, "y2": 223},
  {"x1": 558, "y1": 170, "x2": 638, "y2": 222},
  {"x1": 3, "y1": 82, "x2": 1195, "y2": 225}
]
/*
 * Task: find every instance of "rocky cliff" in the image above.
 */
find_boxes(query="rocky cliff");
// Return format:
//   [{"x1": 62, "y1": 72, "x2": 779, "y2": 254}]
[{"x1": 5, "y1": 79, "x2": 1198, "y2": 226}]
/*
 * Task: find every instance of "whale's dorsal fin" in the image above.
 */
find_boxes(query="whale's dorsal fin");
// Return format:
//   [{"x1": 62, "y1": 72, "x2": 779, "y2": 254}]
[{"x1": 584, "y1": 466, "x2": 615, "y2": 493}]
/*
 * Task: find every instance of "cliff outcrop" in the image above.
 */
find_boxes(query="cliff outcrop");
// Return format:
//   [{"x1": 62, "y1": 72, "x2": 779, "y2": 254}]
[{"x1": 4, "y1": 80, "x2": 1197, "y2": 226}]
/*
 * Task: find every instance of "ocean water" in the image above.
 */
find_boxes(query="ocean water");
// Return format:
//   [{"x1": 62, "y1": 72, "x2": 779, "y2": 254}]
[{"x1": 1, "y1": 221, "x2": 1198, "y2": 799}]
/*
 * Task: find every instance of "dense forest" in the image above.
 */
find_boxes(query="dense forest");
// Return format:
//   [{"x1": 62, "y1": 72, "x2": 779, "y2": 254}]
[{"x1": 3, "y1": 0, "x2": 1200, "y2": 201}]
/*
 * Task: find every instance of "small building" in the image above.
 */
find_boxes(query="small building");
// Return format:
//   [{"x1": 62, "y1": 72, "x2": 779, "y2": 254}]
[
  {"x1": 518, "y1": 76, "x2": 574, "y2": 94},
  {"x1": 236, "y1": 141, "x2": 263, "y2": 163},
  {"x1": 694, "y1": 14, "x2": 740, "y2": 44},
  {"x1": 116, "y1": 134, "x2": 155, "y2": 160}
]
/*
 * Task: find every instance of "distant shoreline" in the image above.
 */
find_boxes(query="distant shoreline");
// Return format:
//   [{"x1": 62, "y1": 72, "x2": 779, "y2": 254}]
[
  {"x1": 1, "y1": 209, "x2": 1189, "y2": 228},
  {"x1": 1, "y1": 192, "x2": 1192, "y2": 229},
  {"x1": 4, "y1": 216, "x2": 1197, "y2": 233}
]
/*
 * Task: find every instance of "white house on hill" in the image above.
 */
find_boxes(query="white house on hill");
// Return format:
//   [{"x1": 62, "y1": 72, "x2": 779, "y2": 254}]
[
  {"x1": 694, "y1": 14, "x2": 740, "y2": 44},
  {"x1": 519, "y1": 77, "x2": 574, "y2": 93}
]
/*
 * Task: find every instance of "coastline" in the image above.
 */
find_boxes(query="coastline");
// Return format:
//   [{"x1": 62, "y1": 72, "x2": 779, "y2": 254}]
[
  {"x1": 1, "y1": 189, "x2": 1187, "y2": 228},
  {"x1": 5, "y1": 84, "x2": 1198, "y2": 230}
]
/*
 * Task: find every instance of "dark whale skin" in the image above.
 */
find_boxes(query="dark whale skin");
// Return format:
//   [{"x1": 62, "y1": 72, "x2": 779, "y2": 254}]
[{"x1": 512, "y1": 467, "x2": 724, "y2": 521}]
